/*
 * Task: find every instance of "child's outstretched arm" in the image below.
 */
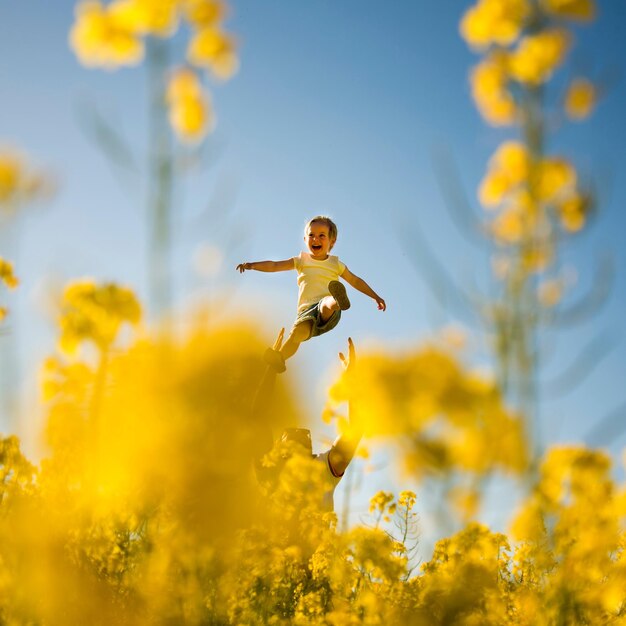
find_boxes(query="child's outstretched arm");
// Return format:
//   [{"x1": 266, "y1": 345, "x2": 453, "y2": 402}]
[
  {"x1": 340, "y1": 267, "x2": 386, "y2": 311},
  {"x1": 236, "y1": 259, "x2": 295, "y2": 273}
]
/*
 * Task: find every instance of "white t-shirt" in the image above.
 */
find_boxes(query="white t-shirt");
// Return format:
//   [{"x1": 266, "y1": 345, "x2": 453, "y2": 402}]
[{"x1": 293, "y1": 252, "x2": 346, "y2": 313}]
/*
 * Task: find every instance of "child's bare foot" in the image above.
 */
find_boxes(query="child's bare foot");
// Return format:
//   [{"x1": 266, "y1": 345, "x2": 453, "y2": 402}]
[
  {"x1": 329, "y1": 280, "x2": 350, "y2": 310},
  {"x1": 264, "y1": 347, "x2": 286, "y2": 373}
]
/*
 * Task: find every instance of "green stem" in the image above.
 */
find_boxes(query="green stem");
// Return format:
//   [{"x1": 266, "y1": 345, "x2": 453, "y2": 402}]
[{"x1": 147, "y1": 38, "x2": 174, "y2": 319}]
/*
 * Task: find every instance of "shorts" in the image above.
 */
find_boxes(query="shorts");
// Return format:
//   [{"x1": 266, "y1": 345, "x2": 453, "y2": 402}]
[{"x1": 292, "y1": 301, "x2": 341, "y2": 340}]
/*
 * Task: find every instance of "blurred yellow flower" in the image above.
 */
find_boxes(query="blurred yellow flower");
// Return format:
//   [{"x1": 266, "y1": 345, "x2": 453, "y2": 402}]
[
  {"x1": 565, "y1": 77, "x2": 596, "y2": 120},
  {"x1": 58, "y1": 280, "x2": 141, "y2": 355},
  {"x1": 166, "y1": 67, "x2": 214, "y2": 142},
  {"x1": 493, "y1": 141, "x2": 530, "y2": 182},
  {"x1": 0, "y1": 153, "x2": 20, "y2": 203},
  {"x1": 479, "y1": 141, "x2": 530, "y2": 208},
  {"x1": 460, "y1": 0, "x2": 530, "y2": 49},
  {"x1": 470, "y1": 52, "x2": 517, "y2": 126},
  {"x1": 187, "y1": 27, "x2": 238, "y2": 79},
  {"x1": 522, "y1": 245, "x2": 553, "y2": 272},
  {"x1": 108, "y1": 0, "x2": 180, "y2": 37},
  {"x1": 509, "y1": 29, "x2": 570, "y2": 85},
  {"x1": 537, "y1": 279, "x2": 564, "y2": 307},
  {"x1": 0, "y1": 148, "x2": 49, "y2": 210},
  {"x1": 369, "y1": 491, "x2": 395, "y2": 518},
  {"x1": 0, "y1": 258, "x2": 18, "y2": 289},
  {"x1": 328, "y1": 346, "x2": 528, "y2": 481},
  {"x1": 491, "y1": 206, "x2": 525, "y2": 243},
  {"x1": 557, "y1": 192, "x2": 588, "y2": 232},
  {"x1": 541, "y1": 0, "x2": 595, "y2": 21},
  {"x1": 181, "y1": 0, "x2": 226, "y2": 28},
  {"x1": 69, "y1": 0, "x2": 144, "y2": 69},
  {"x1": 479, "y1": 170, "x2": 511, "y2": 208},
  {"x1": 450, "y1": 485, "x2": 480, "y2": 522},
  {"x1": 536, "y1": 157, "x2": 576, "y2": 203}
]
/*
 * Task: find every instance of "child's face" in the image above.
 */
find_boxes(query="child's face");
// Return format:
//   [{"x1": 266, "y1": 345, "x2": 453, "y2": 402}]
[{"x1": 305, "y1": 222, "x2": 335, "y2": 259}]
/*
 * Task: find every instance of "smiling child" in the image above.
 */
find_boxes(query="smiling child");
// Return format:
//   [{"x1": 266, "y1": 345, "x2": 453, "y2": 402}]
[{"x1": 236, "y1": 216, "x2": 385, "y2": 372}]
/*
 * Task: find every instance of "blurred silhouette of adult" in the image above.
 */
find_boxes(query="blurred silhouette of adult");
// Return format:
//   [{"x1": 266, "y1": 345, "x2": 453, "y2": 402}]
[{"x1": 253, "y1": 330, "x2": 362, "y2": 513}]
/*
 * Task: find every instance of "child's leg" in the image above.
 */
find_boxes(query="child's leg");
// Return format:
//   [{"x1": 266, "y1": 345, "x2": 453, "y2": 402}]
[
  {"x1": 281, "y1": 321, "x2": 313, "y2": 360},
  {"x1": 319, "y1": 281, "x2": 350, "y2": 321},
  {"x1": 318, "y1": 296, "x2": 340, "y2": 322}
]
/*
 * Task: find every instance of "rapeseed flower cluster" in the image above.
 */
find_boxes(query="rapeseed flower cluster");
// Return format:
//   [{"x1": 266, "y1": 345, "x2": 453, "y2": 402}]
[
  {"x1": 0, "y1": 257, "x2": 18, "y2": 322},
  {"x1": 460, "y1": 0, "x2": 602, "y2": 425},
  {"x1": 0, "y1": 147, "x2": 50, "y2": 214},
  {"x1": 328, "y1": 346, "x2": 528, "y2": 476},
  {"x1": 0, "y1": 279, "x2": 624, "y2": 623},
  {"x1": 463, "y1": 0, "x2": 596, "y2": 126},
  {"x1": 69, "y1": 0, "x2": 237, "y2": 142}
]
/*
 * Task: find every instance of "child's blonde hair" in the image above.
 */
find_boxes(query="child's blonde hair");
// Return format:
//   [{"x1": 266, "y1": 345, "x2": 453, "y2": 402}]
[{"x1": 305, "y1": 215, "x2": 338, "y2": 241}]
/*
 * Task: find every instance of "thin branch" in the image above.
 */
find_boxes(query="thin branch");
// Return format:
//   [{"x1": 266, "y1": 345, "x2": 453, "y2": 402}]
[
  {"x1": 547, "y1": 252, "x2": 614, "y2": 328},
  {"x1": 396, "y1": 216, "x2": 475, "y2": 319},
  {"x1": 585, "y1": 401, "x2": 626, "y2": 448},
  {"x1": 542, "y1": 331, "x2": 616, "y2": 399},
  {"x1": 430, "y1": 143, "x2": 486, "y2": 249},
  {"x1": 75, "y1": 99, "x2": 140, "y2": 196}
]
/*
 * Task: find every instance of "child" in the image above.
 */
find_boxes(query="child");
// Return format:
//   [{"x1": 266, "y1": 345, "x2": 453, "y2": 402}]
[{"x1": 236, "y1": 216, "x2": 385, "y2": 372}]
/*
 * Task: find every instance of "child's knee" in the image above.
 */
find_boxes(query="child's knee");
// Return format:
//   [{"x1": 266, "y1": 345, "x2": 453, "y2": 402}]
[{"x1": 292, "y1": 321, "x2": 312, "y2": 341}]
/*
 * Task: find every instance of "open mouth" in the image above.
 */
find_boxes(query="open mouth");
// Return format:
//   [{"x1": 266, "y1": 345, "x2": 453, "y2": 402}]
[{"x1": 312, "y1": 244, "x2": 322, "y2": 251}]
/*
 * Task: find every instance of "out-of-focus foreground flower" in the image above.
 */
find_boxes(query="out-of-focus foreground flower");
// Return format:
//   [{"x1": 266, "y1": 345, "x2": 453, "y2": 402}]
[
  {"x1": 0, "y1": 280, "x2": 624, "y2": 623},
  {"x1": 0, "y1": 257, "x2": 18, "y2": 322}
]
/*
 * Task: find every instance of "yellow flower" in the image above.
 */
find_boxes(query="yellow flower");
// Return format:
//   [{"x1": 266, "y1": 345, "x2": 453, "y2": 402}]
[
  {"x1": 522, "y1": 245, "x2": 553, "y2": 272},
  {"x1": 0, "y1": 258, "x2": 18, "y2": 289},
  {"x1": 537, "y1": 279, "x2": 563, "y2": 307},
  {"x1": 0, "y1": 148, "x2": 49, "y2": 210},
  {"x1": 541, "y1": 0, "x2": 596, "y2": 21},
  {"x1": 479, "y1": 170, "x2": 512, "y2": 208},
  {"x1": 509, "y1": 29, "x2": 571, "y2": 85},
  {"x1": 493, "y1": 141, "x2": 531, "y2": 183},
  {"x1": 58, "y1": 280, "x2": 141, "y2": 354},
  {"x1": 108, "y1": 0, "x2": 180, "y2": 37},
  {"x1": 187, "y1": 27, "x2": 238, "y2": 79},
  {"x1": 0, "y1": 152, "x2": 20, "y2": 203},
  {"x1": 565, "y1": 77, "x2": 596, "y2": 120},
  {"x1": 450, "y1": 486, "x2": 480, "y2": 522},
  {"x1": 491, "y1": 206, "x2": 525, "y2": 243},
  {"x1": 0, "y1": 307, "x2": 6, "y2": 322},
  {"x1": 557, "y1": 192, "x2": 589, "y2": 232},
  {"x1": 479, "y1": 141, "x2": 530, "y2": 208},
  {"x1": 69, "y1": 0, "x2": 144, "y2": 69},
  {"x1": 369, "y1": 491, "x2": 395, "y2": 516},
  {"x1": 470, "y1": 52, "x2": 517, "y2": 126},
  {"x1": 166, "y1": 68, "x2": 214, "y2": 142},
  {"x1": 536, "y1": 157, "x2": 576, "y2": 203},
  {"x1": 460, "y1": 0, "x2": 530, "y2": 49},
  {"x1": 181, "y1": 0, "x2": 226, "y2": 28}
]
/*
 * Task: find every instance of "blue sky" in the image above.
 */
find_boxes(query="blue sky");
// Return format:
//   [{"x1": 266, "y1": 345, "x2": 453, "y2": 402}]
[{"x1": 1, "y1": 1, "x2": 625, "y2": 551}]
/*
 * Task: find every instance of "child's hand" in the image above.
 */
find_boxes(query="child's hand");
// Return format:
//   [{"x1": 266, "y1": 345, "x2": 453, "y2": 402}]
[
  {"x1": 375, "y1": 296, "x2": 386, "y2": 311},
  {"x1": 236, "y1": 262, "x2": 251, "y2": 273}
]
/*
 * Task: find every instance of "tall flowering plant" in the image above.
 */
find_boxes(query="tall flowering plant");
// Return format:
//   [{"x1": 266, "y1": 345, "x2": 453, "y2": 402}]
[
  {"x1": 460, "y1": 0, "x2": 602, "y2": 461},
  {"x1": 69, "y1": 0, "x2": 239, "y2": 315}
]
